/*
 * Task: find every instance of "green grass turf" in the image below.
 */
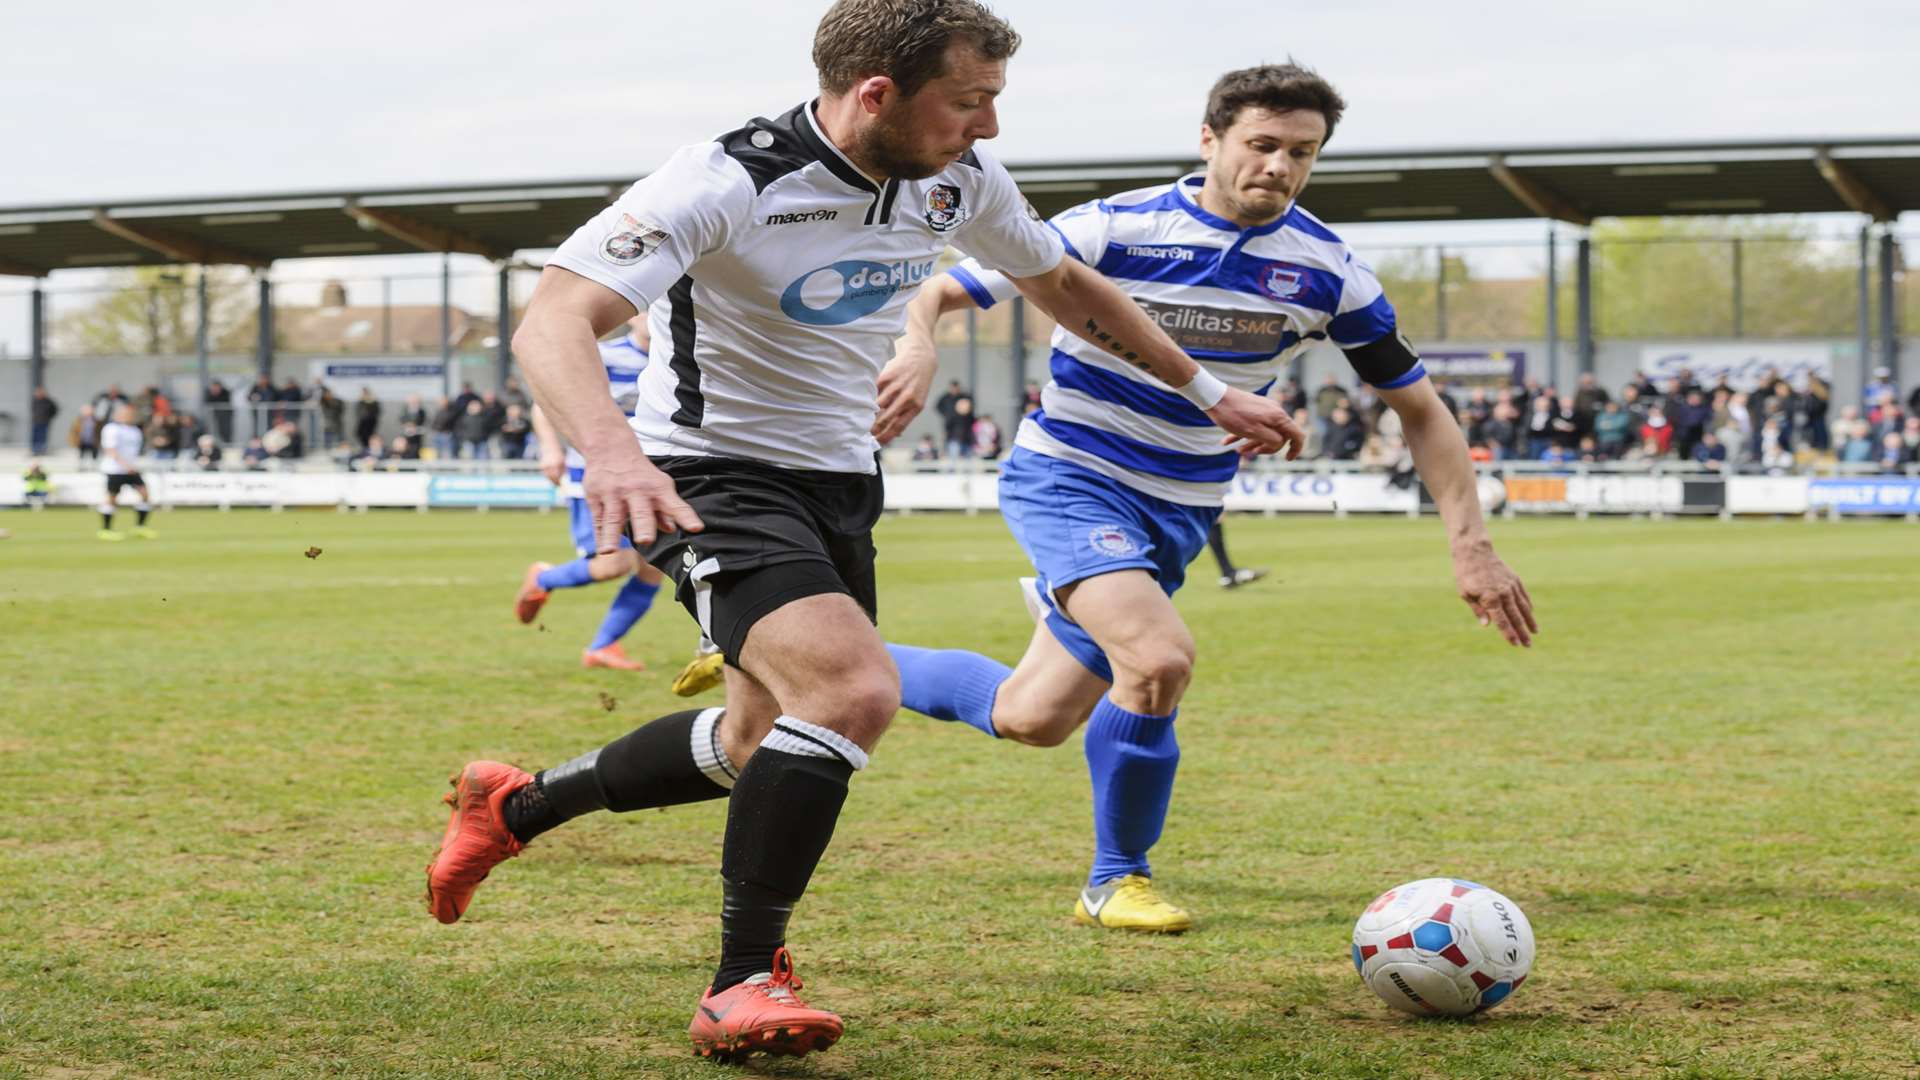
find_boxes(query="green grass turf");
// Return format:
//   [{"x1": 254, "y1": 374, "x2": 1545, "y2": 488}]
[{"x1": 1, "y1": 507, "x2": 1916, "y2": 1079}]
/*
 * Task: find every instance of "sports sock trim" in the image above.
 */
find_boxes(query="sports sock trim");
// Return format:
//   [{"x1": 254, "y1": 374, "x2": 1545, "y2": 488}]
[
  {"x1": 761, "y1": 716, "x2": 869, "y2": 771},
  {"x1": 689, "y1": 706, "x2": 736, "y2": 788}
]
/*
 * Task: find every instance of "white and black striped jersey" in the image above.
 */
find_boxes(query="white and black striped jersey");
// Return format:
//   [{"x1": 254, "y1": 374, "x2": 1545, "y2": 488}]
[
  {"x1": 100, "y1": 421, "x2": 142, "y2": 475},
  {"x1": 549, "y1": 101, "x2": 1063, "y2": 474}
]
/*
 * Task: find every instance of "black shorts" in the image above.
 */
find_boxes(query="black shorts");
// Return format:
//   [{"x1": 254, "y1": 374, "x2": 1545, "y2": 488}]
[
  {"x1": 106, "y1": 473, "x2": 147, "y2": 496},
  {"x1": 638, "y1": 455, "x2": 883, "y2": 667}
]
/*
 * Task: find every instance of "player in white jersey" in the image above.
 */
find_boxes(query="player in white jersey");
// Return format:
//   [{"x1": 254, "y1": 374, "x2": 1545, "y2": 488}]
[
  {"x1": 513, "y1": 316, "x2": 669, "y2": 671},
  {"x1": 424, "y1": 2, "x2": 1303, "y2": 1061},
  {"x1": 879, "y1": 64, "x2": 1538, "y2": 932},
  {"x1": 97, "y1": 404, "x2": 156, "y2": 541}
]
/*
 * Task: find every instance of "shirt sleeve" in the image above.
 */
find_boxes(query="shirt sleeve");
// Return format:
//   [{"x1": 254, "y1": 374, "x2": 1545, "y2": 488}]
[
  {"x1": 1325, "y1": 252, "x2": 1425, "y2": 389},
  {"x1": 546, "y1": 142, "x2": 752, "y2": 313},
  {"x1": 948, "y1": 144, "x2": 1064, "y2": 280},
  {"x1": 946, "y1": 197, "x2": 1110, "y2": 310}
]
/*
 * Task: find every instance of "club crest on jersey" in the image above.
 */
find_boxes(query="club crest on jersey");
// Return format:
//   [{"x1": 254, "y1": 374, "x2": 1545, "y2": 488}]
[
  {"x1": 601, "y1": 214, "x2": 668, "y2": 266},
  {"x1": 1087, "y1": 525, "x2": 1138, "y2": 558},
  {"x1": 925, "y1": 183, "x2": 966, "y2": 232},
  {"x1": 1258, "y1": 263, "x2": 1306, "y2": 301}
]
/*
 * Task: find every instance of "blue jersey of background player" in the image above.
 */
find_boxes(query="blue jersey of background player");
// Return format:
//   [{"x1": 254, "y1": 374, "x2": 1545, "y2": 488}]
[
  {"x1": 880, "y1": 64, "x2": 1538, "y2": 932},
  {"x1": 516, "y1": 315, "x2": 667, "y2": 671}
]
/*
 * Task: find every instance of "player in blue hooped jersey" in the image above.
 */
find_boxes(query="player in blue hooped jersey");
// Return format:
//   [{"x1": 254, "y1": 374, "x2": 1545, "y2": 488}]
[
  {"x1": 881, "y1": 64, "x2": 1538, "y2": 931},
  {"x1": 515, "y1": 316, "x2": 680, "y2": 672}
]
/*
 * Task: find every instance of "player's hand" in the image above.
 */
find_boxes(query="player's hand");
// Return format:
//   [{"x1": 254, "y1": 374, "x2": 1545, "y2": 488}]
[
  {"x1": 872, "y1": 340, "x2": 940, "y2": 445},
  {"x1": 1210, "y1": 388, "x2": 1305, "y2": 460},
  {"x1": 1454, "y1": 544, "x2": 1537, "y2": 647},
  {"x1": 583, "y1": 448, "x2": 702, "y2": 551},
  {"x1": 539, "y1": 451, "x2": 565, "y2": 487}
]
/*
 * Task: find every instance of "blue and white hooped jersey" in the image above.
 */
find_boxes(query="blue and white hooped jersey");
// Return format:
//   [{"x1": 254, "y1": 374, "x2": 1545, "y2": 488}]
[
  {"x1": 561, "y1": 334, "x2": 649, "y2": 498},
  {"x1": 952, "y1": 172, "x2": 1423, "y2": 506}
]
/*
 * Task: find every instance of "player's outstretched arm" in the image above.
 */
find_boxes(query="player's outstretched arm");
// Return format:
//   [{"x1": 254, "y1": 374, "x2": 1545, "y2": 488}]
[
  {"x1": 1008, "y1": 259, "x2": 1304, "y2": 458},
  {"x1": 514, "y1": 266, "x2": 701, "y2": 549},
  {"x1": 529, "y1": 404, "x2": 566, "y2": 486},
  {"x1": 1377, "y1": 377, "x2": 1537, "y2": 647},
  {"x1": 873, "y1": 275, "x2": 975, "y2": 444}
]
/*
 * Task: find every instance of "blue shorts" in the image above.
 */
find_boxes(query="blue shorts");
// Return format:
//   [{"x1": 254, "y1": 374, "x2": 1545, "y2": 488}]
[
  {"x1": 997, "y1": 448, "x2": 1219, "y2": 682},
  {"x1": 569, "y1": 497, "x2": 632, "y2": 558}
]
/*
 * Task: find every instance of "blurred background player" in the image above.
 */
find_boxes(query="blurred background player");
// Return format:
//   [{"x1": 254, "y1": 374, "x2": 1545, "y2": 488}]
[
  {"x1": 879, "y1": 63, "x2": 1535, "y2": 932},
  {"x1": 515, "y1": 315, "x2": 672, "y2": 671},
  {"x1": 97, "y1": 404, "x2": 156, "y2": 541},
  {"x1": 1207, "y1": 521, "x2": 1266, "y2": 589}
]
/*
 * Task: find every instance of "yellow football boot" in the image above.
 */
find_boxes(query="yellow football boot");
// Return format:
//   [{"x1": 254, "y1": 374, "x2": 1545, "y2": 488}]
[
  {"x1": 672, "y1": 650, "x2": 726, "y2": 697},
  {"x1": 1073, "y1": 874, "x2": 1193, "y2": 933}
]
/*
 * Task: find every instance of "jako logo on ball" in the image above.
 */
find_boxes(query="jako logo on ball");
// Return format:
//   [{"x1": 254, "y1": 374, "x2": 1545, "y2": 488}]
[{"x1": 780, "y1": 258, "x2": 936, "y2": 326}]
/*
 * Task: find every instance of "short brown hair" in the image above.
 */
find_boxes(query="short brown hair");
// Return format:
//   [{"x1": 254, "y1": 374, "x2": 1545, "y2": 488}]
[
  {"x1": 1204, "y1": 62, "x2": 1347, "y2": 143},
  {"x1": 813, "y1": 0, "x2": 1020, "y2": 98}
]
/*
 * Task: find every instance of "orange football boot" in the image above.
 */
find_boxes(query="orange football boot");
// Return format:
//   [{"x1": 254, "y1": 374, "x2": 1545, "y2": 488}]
[
  {"x1": 688, "y1": 948, "x2": 844, "y2": 1061},
  {"x1": 514, "y1": 562, "x2": 551, "y2": 624},
  {"x1": 582, "y1": 642, "x2": 646, "y2": 671},
  {"x1": 425, "y1": 761, "x2": 531, "y2": 924}
]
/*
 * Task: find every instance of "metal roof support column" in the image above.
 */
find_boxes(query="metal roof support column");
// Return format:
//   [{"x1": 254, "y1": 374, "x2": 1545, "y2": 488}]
[
  {"x1": 1731, "y1": 239, "x2": 1744, "y2": 339},
  {"x1": 28, "y1": 282, "x2": 45, "y2": 406},
  {"x1": 1434, "y1": 247, "x2": 1448, "y2": 341},
  {"x1": 256, "y1": 274, "x2": 274, "y2": 380},
  {"x1": 495, "y1": 261, "x2": 512, "y2": 388},
  {"x1": 1010, "y1": 295, "x2": 1028, "y2": 429},
  {"x1": 965, "y1": 306, "x2": 978, "y2": 405},
  {"x1": 1545, "y1": 229, "x2": 1559, "y2": 384},
  {"x1": 1857, "y1": 226, "x2": 1871, "y2": 384},
  {"x1": 1879, "y1": 228, "x2": 1900, "y2": 375},
  {"x1": 440, "y1": 253, "x2": 453, "y2": 398},
  {"x1": 1576, "y1": 238, "x2": 1594, "y2": 376},
  {"x1": 196, "y1": 267, "x2": 211, "y2": 404},
  {"x1": 381, "y1": 277, "x2": 392, "y2": 353}
]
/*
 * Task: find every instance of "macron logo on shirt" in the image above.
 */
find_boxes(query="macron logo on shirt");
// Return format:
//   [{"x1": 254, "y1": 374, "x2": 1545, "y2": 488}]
[{"x1": 1124, "y1": 244, "x2": 1195, "y2": 261}]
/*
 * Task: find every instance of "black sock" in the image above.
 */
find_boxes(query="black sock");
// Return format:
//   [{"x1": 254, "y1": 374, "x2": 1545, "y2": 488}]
[
  {"x1": 502, "y1": 708, "x2": 733, "y2": 844},
  {"x1": 136, "y1": 508, "x2": 150, "y2": 526},
  {"x1": 100, "y1": 512, "x2": 113, "y2": 531},
  {"x1": 711, "y1": 737, "x2": 857, "y2": 993},
  {"x1": 1208, "y1": 522, "x2": 1236, "y2": 576}
]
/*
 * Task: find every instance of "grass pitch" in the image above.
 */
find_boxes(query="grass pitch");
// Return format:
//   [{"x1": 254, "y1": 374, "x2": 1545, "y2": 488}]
[{"x1": 1, "y1": 507, "x2": 1915, "y2": 1079}]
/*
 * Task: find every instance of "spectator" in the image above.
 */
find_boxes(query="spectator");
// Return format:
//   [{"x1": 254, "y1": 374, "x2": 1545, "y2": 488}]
[
  {"x1": 911, "y1": 435, "x2": 940, "y2": 465},
  {"x1": 1757, "y1": 416, "x2": 1793, "y2": 473},
  {"x1": 453, "y1": 381, "x2": 481, "y2": 416},
  {"x1": 1862, "y1": 366, "x2": 1896, "y2": 408},
  {"x1": 1290, "y1": 407, "x2": 1321, "y2": 459},
  {"x1": 1021, "y1": 380, "x2": 1042, "y2": 417},
  {"x1": 1639, "y1": 404, "x2": 1675, "y2": 457},
  {"x1": 242, "y1": 438, "x2": 270, "y2": 470},
  {"x1": 1838, "y1": 419, "x2": 1874, "y2": 464},
  {"x1": 1431, "y1": 380, "x2": 1458, "y2": 420},
  {"x1": 1576, "y1": 435, "x2": 1601, "y2": 464},
  {"x1": 971, "y1": 412, "x2": 1002, "y2": 460},
  {"x1": 1524, "y1": 395, "x2": 1559, "y2": 459},
  {"x1": 245, "y1": 374, "x2": 276, "y2": 435},
  {"x1": 1905, "y1": 416, "x2": 1920, "y2": 456},
  {"x1": 499, "y1": 375, "x2": 532, "y2": 412},
  {"x1": 1593, "y1": 401, "x2": 1631, "y2": 460},
  {"x1": 263, "y1": 420, "x2": 304, "y2": 460},
  {"x1": 1313, "y1": 373, "x2": 1345, "y2": 420},
  {"x1": 134, "y1": 384, "x2": 171, "y2": 427},
  {"x1": 70, "y1": 404, "x2": 101, "y2": 463},
  {"x1": 91, "y1": 383, "x2": 128, "y2": 423},
  {"x1": 193, "y1": 434, "x2": 223, "y2": 471},
  {"x1": 390, "y1": 434, "x2": 420, "y2": 462},
  {"x1": 429, "y1": 396, "x2": 459, "y2": 459},
  {"x1": 1766, "y1": 381, "x2": 1797, "y2": 449},
  {"x1": 354, "y1": 435, "x2": 388, "y2": 470},
  {"x1": 1692, "y1": 431, "x2": 1727, "y2": 471},
  {"x1": 1276, "y1": 377, "x2": 1307, "y2": 416},
  {"x1": 176, "y1": 412, "x2": 205, "y2": 451},
  {"x1": 1870, "y1": 399, "x2": 1906, "y2": 445},
  {"x1": 22, "y1": 460, "x2": 50, "y2": 508},
  {"x1": 1462, "y1": 388, "x2": 1491, "y2": 445},
  {"x1": 1619, "y1": 382, "x2": 1650, "y2": 430},
  {"x1": 353, "y1": 388, "x2": 382, "y2": 450},
  {"x1": 1467, "y1": 440, "x2": 1495, "y2": 464},
  {"x1": 398, "y1": 394, "x2": 428, "y2": 443},
  {"x1": 499, "y1": 404, "x2": 532, "y2": 459},
  {"x1": 146, "y1": 412, "x2": 180, "y2": 462},
  {"x1": 316, "y1": 381, "x2": 346, "y2": 445},
  {"x1": 204, "y1": 379, "x2": 234, "y2": 443},
  {"x1": 455, "y1": 399, "x2": 493, "y2": 459},
  {"x1": 480, "y1": 390, "x2": 506, "y2": 439},
  {"x1": 1723, "y1": 392, "x2": 1754, "y2": 454},
  {"x1": 1483, "y1": 401, "x2": 1520, "y2": 460},
  {"x1": 1801, "y1": 375, "x2": 1831, "y2": 453},
  {"x1": 277, "y1": 377, "x2": 307, "y2": 425},
  {"x1": 1671, "y1": 389, "x2": 1710, "y2": 460},
  {"x1": 1572, "y1": 372, "x2": 1609, "y2": 426},
  {"x1": 1324, "y1": 405, "x2": 1365, "y2": 460},
  {"x1": 1876, "y1": 432, "x2": 1911, "y2": 474},
  {"x1": 943, "y1": 396, "x2": 974, "y2": 464},
  {"x1": 29, "y1": 387, "x2": 58, "y2": 455}
]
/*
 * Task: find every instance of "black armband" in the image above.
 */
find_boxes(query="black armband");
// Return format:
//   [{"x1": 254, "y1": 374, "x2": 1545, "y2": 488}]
[{"x1": 1343, "y1": 331, "x2": 1424, "y2": 388}]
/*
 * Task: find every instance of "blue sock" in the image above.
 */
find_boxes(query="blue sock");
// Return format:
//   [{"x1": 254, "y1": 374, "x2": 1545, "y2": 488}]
[
  {"x1": 537, "y1": 558, "x2": 595, "y2": 592},
  {"x1": 885, "y1": 643, "x2": 1008, "y2": 737},
  {"x1": 1084, "y1": 697, "x2": 1179, "y2": 886},
  {"x1": 589, "y1": 577, "x2": 660, "y2": 650}
]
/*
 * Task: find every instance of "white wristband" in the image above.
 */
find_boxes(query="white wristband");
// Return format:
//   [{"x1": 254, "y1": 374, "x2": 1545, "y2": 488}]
[{"x1": 1174, "y1": 366, "x2": 1229, "y2": 410}]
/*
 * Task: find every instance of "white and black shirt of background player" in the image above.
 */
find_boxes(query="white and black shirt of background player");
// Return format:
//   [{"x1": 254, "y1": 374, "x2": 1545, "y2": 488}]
[
  {"x1": 98, "y1": 417, "x2": 153, "y2": 533},
  {"x1": 495, "y1": 84, "x2": 1301, "y2": 1015}
]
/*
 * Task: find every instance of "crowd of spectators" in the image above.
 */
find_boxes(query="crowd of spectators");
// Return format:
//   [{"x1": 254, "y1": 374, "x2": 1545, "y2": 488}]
[{"x1": 22, "y1": 364, "x2": 1920, "y2": 477}]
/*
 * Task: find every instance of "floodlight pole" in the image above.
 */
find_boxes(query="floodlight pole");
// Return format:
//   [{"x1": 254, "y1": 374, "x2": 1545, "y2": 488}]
[
  {"x1": 1879, "y1": 228, "x2": 1899, "y2": 374},
  {"x1": 1730, "y1": 238, "x2": 1743, "y2": 339},
  {"x1": 964, "y1": 306, "x2": 978, "y2": 404},
  {"x1": 1434, "y1": 246, "x2": 1447, "y2": 341},
  {"x1": 1857, "y1": 226, "x2": 1871, "y2": 382},
  {"x1": 255, "y1": 273, "x2": 274, "y2": 381},
  {"x1": 1544, "y1": 229, "x2": 1559, "y2": 386},
  {"x1": 28, "y1": 281, "x2": 45, "y2": 405},
  {"x1": 1010, "y1": 295, "x2": 1028, "y2": 426},
  {"x1": 440, "y1": 253, "x2": 453, "y2": 397},
  {"x1": 1575, "y1": 238, "x2": 1594, "y2": 377},
  {"x1": 496, "y1": 261, "x2": 513, "y2": 388},
  {"x1": 195, "y1": 266, "x2": 211, "y2": 402}
]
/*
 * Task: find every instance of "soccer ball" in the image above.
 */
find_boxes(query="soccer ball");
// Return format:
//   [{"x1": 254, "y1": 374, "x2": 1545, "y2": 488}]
[{"x1": 1351, "y1": 878, "x2": 1534, "y2": 1017}]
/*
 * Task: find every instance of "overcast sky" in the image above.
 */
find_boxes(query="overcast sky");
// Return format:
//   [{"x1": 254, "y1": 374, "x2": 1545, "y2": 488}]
[{"x1": 4, "y1": 0, "x2": 1916, "y2": 207}]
